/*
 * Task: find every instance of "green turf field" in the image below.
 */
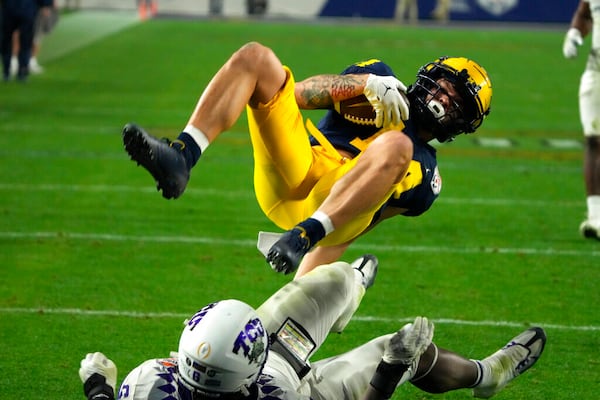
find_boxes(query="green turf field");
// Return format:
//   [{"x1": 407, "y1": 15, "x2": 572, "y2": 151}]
[{"x1": 1, "y1": 11, "x2": 598, "y2": 399}]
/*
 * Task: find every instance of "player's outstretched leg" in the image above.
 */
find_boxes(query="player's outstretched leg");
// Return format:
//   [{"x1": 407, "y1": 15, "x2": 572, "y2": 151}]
[
  {"x1": 472, "y1": 327, "x2": 546, "y2": 398},
  {"x1": 329, "y1": 254, "x2": 379, "y2": 333},
  {"x1": 122, "y1": 123, "x2": 190, "y2": 199},
  {"x1": 350, "y1": 254, "x2": 378, "y2": 289}
]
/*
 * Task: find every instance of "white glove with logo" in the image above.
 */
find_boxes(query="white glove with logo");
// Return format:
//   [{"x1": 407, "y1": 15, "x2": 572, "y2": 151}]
[
  {"x1": 363, "y1": 74, "x2": 410, "y2": 128},
  {"x1": 563, "y1": 28, "x2": 583, "y2": 59},
  {"x1": 383, "y1": 316, "x2": 434, "y2": 365},
  {"x1": 79, "y1": 352, "x2": 117, "y2": 391}
]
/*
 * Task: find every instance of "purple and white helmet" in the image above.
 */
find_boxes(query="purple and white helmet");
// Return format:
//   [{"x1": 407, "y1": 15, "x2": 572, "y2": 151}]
[{"x1": 177, "y1": 300, "x2": 268, "y2": 399}]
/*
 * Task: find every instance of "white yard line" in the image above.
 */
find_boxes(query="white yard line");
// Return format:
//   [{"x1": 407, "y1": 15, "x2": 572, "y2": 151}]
[
  {"x1": 1, "y1": 231, "x2": 599, "y2": 257},
  {"x1": 0, "y1": 306, "x2": 597, "y2": 331},
  {"x1": 0, "y1": 183, "x2": 582, "y2": 207}
]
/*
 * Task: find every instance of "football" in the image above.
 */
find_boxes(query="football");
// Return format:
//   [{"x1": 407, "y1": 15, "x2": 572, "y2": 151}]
[{"x1": 334, "y1": 94, "x2": 377, "y2": 126}]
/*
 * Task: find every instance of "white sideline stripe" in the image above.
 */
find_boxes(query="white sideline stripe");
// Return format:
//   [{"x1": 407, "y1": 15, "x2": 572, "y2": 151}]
[
  {"x1": 0, "y1": 183, "x2": 582, "y2": 207},
  {"x1": 0, "y1": 183, "x2": 254, "y2": 199},
  {"x1": 1, "y1": 307, "x2": 596, "y2": 332},
  {"x1": 2, "y1": 231, "x2": 600, "y2": 257}
]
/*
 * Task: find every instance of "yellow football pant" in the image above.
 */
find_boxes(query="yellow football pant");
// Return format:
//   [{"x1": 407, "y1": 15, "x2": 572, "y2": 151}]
[{"x1": 246, "y1": 67, "x2": 396, "y2": 246}]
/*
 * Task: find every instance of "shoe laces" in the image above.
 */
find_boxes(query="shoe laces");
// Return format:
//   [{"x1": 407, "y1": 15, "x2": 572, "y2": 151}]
[{"x1": 493, "y1": 340, "x2": 533, "y2": 378}]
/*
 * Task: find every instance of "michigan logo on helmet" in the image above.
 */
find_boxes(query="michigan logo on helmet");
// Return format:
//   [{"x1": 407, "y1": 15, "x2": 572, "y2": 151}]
[{"x1": 408, "y1": 56, "x2": 492, "y2": 143}]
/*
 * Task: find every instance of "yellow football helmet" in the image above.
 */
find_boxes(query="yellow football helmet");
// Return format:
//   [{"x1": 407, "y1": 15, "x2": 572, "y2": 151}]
[{"x1": 408, "y1": 56, "x2": 492, "y2": 142}]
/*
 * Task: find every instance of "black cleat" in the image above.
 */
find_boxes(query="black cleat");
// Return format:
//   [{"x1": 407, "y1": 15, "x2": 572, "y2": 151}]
[
  {"x1": 122, "y1": 123, "x2": 190, "y2": 199},
  {"x1": 579, "y1": 219, "x2": 600, "y2": 240},
  {"x1": 266, "y1": 228, "x2": 312, "y2": 275}
]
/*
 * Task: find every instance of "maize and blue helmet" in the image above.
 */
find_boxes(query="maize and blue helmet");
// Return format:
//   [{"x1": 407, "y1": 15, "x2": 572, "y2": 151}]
[{"x1": 408, "y1": 56, "x2": 492, "y2": 142}]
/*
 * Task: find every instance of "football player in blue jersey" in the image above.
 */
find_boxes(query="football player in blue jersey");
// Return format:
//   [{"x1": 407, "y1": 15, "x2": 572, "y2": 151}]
[
  {"x1": 122, "y1": 41, "x2": 492, "y2": 276},
  {"x1": 79, "y1": 256, "x2": 545, "y2": 400}
]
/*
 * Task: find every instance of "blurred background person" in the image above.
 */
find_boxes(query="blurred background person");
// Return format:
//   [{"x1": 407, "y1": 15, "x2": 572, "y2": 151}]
[
  {"x1": 1, "y1": 0, "x2": 53, "y2": 81},
  {"x1": 137, "y1": 0, "x2": 157, "y2": 20},
  {"x1": 247, "y1": 0, "x2": 268, "y2": 16},
  {"x1": 563, "y1": 0, "x2": 600, "y2": 240},
  {"x1": 395, "y1": 0, "x2": 418, "y2": 24},
  {"x1": 431, "y1": 0, "x2": 451, "y2": 22},
  {"x1": 209, "y1": 0, "x2": 223, "y2": 16},
  {"x1": 10, "y1": 0, "x2": 58, "y2": 76}
]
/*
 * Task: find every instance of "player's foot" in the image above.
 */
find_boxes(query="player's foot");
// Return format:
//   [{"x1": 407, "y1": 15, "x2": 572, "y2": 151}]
[
  {"x1": 122, "y1": 123, "x2": 190, "y2": 199},
  {"x1": 266, "y1": 228, "x2": 312, "y2": 275},
  {"x1": 350, "y1": 254, "x2": 378, "y2": 289},
  {"x1": 16, "y1": 67, "x2": 29, "y2": 82},
  {"x1": 9, "y1": 56, "x2": 17, "y2": 77},
  {"x1": 29, "y1": 58, "x2": 44, "y2": 74},
  {"x1": 579, "y1": 219, "x2": 600, "y2": 240},
  {"x1": 473, "y1": 327, "x2": 546, "y2": 398}
]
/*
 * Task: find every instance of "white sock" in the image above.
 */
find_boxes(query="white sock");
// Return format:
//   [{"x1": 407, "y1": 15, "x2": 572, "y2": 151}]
[
  {"x1": 587, "y1": 195, "x2": 600, "y2": 221},
  {"x1": 470, "y1": 360, "x2": 485, "y2": 387},
  {"x1": 183, "y1": 124, "x2": 210, "y2": 153},
  {"x1": 311, "y1": 210, "x2": 335, "y2": 235}
]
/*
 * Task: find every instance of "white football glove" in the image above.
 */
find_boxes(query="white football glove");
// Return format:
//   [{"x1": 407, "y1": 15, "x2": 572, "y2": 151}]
[
  {"x1": 363, "y1": 74, "x2": 410, "y2": 128},
  {"x1": 563, "y1": 27, "x2": 583, "y2": 59},
  {"x1": 383, "y1": 316, "x2": 434, "y2": 365},
  {"x1": 79, "y1": 352, "x2": 117, "y2": 391}
]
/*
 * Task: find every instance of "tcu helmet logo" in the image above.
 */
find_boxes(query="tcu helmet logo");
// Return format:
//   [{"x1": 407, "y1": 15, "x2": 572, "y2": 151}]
[
  {"x1": 476, "y1": 0, "x2": 518, "y2": 16},
  {"x1": 233, "y1": 317, "x2": 266, "y2": 365},
  {"x1": 187, "y1": 302, "x2": 218, "y2": 331}
]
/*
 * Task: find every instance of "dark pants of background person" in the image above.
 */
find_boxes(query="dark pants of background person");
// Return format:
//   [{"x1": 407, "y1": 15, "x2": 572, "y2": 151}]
[{"x1": 1, "y1": 2, "x2": 38, "y2": 80}]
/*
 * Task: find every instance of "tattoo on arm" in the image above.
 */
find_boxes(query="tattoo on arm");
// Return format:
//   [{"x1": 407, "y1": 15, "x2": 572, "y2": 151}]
[{"x1": 297, "y1": 74, "x2": 366, "y2": 109}]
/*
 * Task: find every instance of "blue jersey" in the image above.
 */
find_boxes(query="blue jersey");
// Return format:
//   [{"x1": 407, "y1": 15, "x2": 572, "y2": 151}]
[
  {"x1": 1, "y1": 0, "x2": 51, "y2": 16},
  {"x1": 311, "y1": 60, "x2": 441, "y2": 220}
]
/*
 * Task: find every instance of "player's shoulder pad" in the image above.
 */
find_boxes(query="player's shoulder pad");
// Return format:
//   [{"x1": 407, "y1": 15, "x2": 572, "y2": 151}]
[{"x1": 341, "y1": 59, "x2": 396, "y2": 77}]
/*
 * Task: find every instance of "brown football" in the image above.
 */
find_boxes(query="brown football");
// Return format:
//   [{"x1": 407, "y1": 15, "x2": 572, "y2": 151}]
[{"x1": 334, "y1": 94, "x2": 377, "y2": 126}]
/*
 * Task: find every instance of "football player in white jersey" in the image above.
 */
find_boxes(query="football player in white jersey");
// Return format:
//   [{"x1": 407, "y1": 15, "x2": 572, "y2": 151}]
[
  {"x1": 563, "y1": 0, "x2": 600, "y2": 239},
  {"x1": 79, "y1": 256, "x2": 545, "y2": 400}
]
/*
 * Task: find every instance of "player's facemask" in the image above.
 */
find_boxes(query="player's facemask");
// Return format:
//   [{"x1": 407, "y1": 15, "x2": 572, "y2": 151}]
[{"x1": 408, "y1": 56, "x2": 492, "y2": 143}]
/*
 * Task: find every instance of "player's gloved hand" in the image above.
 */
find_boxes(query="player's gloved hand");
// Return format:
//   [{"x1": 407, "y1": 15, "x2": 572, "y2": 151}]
[
  {"x1": 364, "y1": 74, "x2": 410, "y2": 128},
  {"x1": 79, "y1": 352, "x2": 118, "y2": 400},
  {"x1": 383, "y1": 316, "x2": 434, "y2": 365},
  {"x1": 369, "y1": 316, "x2": 434, "y2": 396},
  {"x1": 563, "y1": 27, "x2": 583, "y2": 59}
]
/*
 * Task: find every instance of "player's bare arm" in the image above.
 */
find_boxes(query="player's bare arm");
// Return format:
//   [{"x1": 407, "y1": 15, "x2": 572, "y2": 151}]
[
  {"x1": 570, "y1": 1, "x2": 592, "y2": 35},
  {"x1": 294, "y1": 74, "x2": 368, "y2": 109}
]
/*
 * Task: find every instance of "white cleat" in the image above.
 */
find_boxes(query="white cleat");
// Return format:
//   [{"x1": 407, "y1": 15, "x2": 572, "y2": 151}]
[
  {"x1": 350, "y1": 254, "x2": 378, "y2": 289},
  {"x1": 579, "y1": 219, "x2": 600, "y2": 240},
  {"x1": 473, "y1": 327, "x2": 546, "y2": 398},
  {"x1": 9, "y1": 56, "x2": 18, "y2": 77},
  {"x1": 29, "y1": 58, "x2": 44, "y2": 74}
]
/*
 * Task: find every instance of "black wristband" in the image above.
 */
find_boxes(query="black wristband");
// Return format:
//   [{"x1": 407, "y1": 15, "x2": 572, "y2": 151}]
[
  {"x1": 369, "y1": 360, "x2": 409, "y2": 399},
  {"x1": 83, "y1": 373, "x2": 115, "y2": 400}
]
